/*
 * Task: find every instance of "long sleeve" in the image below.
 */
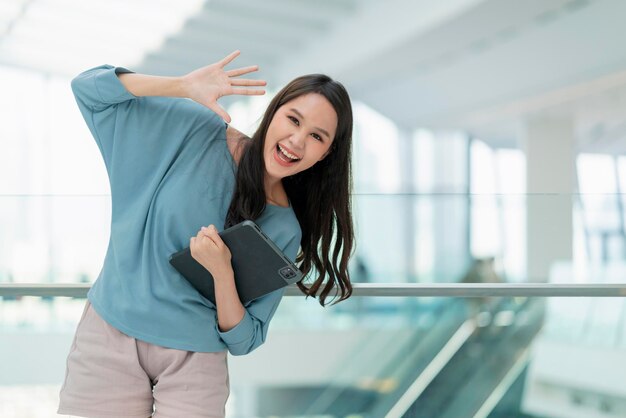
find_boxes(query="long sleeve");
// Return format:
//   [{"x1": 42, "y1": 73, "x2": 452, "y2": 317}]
[
  {"x1": 71, "y1": 65, "x2": 227, "y2": 210},
  {"x1": 71, "y1": 65, "x2": 136, "y2": 112},
  {"x1": 71, "y1": 65, "x2": 136, "y2": 175},
  {"x1": 216, "y1": 230, "x2": 301, "y2": 356}
]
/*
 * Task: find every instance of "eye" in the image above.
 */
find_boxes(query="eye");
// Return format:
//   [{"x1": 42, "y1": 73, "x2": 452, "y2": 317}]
[
  {"x1": 287, "y1": 115, "x2": 299, "y2": 126},
  {"x1": 311, "y1": 133, "x2": 323, "y2": 141}
]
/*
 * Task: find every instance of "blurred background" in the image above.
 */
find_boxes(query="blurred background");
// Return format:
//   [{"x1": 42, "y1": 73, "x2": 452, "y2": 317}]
[{"x1": 1, "y1": 0, "x2": 626, "y2": 417}]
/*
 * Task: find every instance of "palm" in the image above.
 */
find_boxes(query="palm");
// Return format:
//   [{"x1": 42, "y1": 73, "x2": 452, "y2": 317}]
[{"x1": 182, "y1": 50, "x2": 266, "y2": 122}]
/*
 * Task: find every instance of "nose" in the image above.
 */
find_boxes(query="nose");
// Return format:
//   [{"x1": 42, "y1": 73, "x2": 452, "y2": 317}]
[{"x1": 289, "y1": 130, "x2": 307, "y2": 150}]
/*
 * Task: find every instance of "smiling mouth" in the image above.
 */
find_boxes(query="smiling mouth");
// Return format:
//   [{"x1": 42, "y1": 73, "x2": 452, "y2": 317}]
[{"x1": 276, "y1": 143, "x2": 301, "y2": 162}]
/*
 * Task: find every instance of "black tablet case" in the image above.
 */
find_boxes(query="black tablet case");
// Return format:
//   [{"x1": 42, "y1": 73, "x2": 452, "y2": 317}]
[{"x1": 169, "y1": 220, "x2": 302, "y2": 305}]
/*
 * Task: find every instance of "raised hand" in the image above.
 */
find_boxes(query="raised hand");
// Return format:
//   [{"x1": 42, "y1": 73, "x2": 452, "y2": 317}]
[{"x1": 181, "y1": 50, "x2": 266, "y2": 122}]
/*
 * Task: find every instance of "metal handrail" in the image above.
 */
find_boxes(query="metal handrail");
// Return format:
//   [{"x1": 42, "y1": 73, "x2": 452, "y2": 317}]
[{"x1": 1, "y1": 283, "x2": 625, "y2": 297}]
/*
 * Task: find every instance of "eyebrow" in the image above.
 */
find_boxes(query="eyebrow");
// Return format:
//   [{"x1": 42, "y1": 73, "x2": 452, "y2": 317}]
[{"x1": 289, "y1": 108, "x2": 331, "y2": 139}]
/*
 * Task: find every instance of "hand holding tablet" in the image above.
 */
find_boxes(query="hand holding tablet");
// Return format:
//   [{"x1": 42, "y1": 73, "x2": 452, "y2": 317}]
[{"x1": 169, "y1": 220, "x2": 302, "y2": 305}]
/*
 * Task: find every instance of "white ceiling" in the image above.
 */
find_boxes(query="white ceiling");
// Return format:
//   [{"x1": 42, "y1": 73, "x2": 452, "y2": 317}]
[{"x1": 1, "y1": 0, "x2": 624, "y2": 151}]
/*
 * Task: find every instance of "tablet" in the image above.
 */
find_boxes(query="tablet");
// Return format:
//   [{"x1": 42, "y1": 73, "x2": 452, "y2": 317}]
[{"x1": 169, "y1": 220, "x2": 302, "y2": 305}]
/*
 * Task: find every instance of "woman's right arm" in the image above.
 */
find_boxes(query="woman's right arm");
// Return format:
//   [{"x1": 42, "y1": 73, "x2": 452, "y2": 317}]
[
  {"x1": 119, "y1": 50, "x2": 266, "y2": 123},
  {"x1": 72, "y1": 50, "x2": 265, "y2": 121},
  {"x1": 117, "y1": 73, "x2": 188, "y2": 99},
  {"x1": 69, "y1": 51, "x2": 266, "y2": 177}
]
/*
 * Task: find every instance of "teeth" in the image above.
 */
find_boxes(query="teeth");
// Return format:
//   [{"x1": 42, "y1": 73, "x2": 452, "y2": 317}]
[{"x1": 278, "y1": 144, "x2": 300, "y2": 161}]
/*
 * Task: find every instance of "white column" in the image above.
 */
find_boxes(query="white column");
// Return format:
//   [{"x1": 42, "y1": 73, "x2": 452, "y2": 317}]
[
  {"x1": 397, "y1": 127, "x2": 416, "y2": 282},
  {"x1": 523, "y1": 116, "x2": 575, "y2": 282}
]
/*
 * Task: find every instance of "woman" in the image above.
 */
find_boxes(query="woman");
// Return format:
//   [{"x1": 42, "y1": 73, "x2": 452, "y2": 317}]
[{"x1": 57, "y1": 50, "x2": 354, "y2": 418}]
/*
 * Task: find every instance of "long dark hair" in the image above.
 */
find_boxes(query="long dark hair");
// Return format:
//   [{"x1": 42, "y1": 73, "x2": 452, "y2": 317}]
[{"x1": 225, "y1": 74, "x2": 354, "y2": 306}]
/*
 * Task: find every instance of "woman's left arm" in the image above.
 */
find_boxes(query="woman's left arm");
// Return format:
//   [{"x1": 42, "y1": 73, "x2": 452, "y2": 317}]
[
  {"x1": 213, "y1": 269, "x2": 246, "y2": 333},
  {"x1": 189, "y1": 225, "x2": 244, "y2": 332},
  {"x1": 190, "y1": 224, "x2": 297, "y2": 356}
]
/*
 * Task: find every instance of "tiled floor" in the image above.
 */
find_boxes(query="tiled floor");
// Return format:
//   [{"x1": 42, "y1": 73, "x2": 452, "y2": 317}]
[{"x1": 0, "y1": 385, "x2": 62, "y2": 418}]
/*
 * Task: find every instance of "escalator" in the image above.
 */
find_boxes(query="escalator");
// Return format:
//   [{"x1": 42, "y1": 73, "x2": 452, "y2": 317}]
[
  {"x1": 256, "y1": 297, "x2": 545, "y2": 418},
  {"x1": 258, "y1": 298, "x2": 472, "y2": 417},
  {"x1": 400, "y1": 297, "x2": 545, "y2": 418}
]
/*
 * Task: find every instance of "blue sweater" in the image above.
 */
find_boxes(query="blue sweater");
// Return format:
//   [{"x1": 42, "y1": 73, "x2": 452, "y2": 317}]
[{"x1": 71, "y1": 65, "x2": 302, "y2": 355}]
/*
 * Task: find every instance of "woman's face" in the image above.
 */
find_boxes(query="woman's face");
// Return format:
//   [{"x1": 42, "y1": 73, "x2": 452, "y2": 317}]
[{"x1": 263, "y1": 93, "x2": 338, "y2": 182}]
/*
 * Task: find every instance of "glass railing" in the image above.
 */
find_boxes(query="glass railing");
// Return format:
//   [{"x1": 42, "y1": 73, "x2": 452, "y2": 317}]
[
  {"x1": 2, "y1": 289, "x2": 626, "y2": 418},
  {"x1": 2, "y1": 192, "x2": 626, "y2": 417},
  {"x1": 2, "y1": 192, "x2": 626, "y2": 287}
]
